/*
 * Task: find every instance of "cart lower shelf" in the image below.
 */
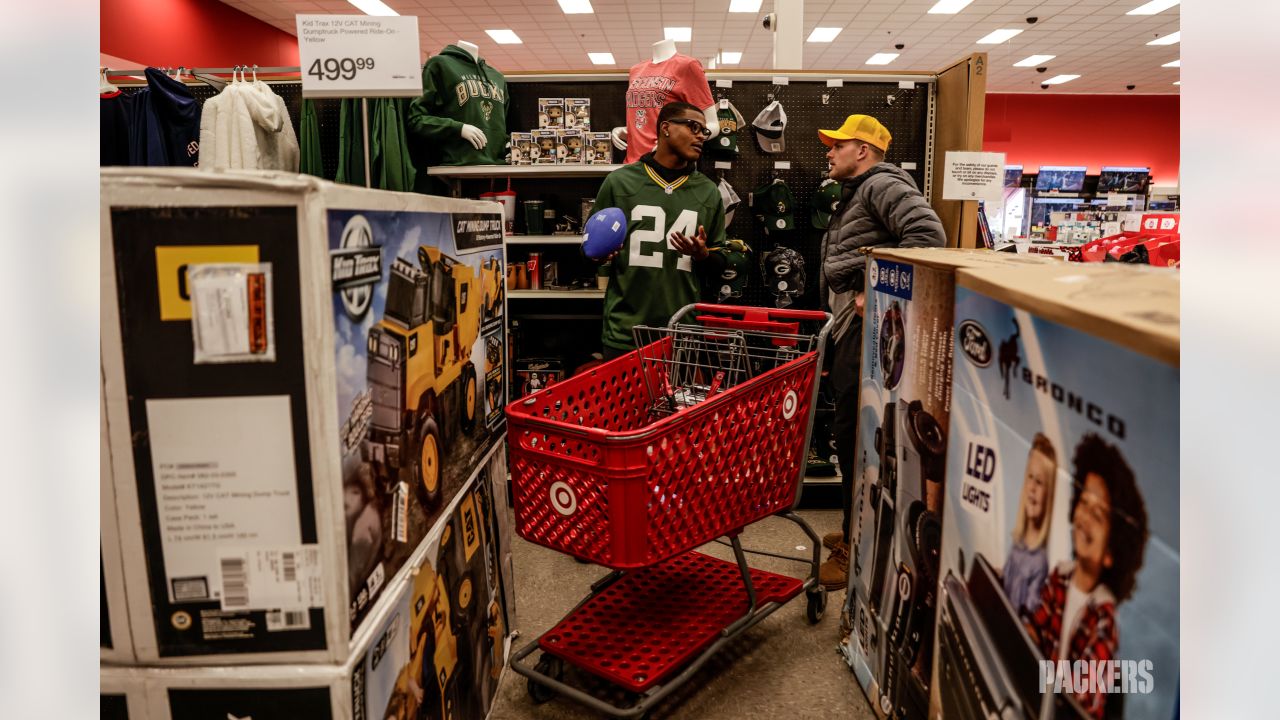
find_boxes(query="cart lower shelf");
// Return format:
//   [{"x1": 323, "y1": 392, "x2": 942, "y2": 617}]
[{"x1": 537, "y1": 550, "x2": 804, "y2": 693}]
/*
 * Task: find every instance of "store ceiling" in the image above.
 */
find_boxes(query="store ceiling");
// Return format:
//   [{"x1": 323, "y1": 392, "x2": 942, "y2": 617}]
[{"x1": 220, "y1": 0, "x2": 1180, "y2": 93}]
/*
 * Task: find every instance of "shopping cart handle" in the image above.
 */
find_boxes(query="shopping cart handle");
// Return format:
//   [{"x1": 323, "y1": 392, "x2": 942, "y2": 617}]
[{"x1": 690, "y1": 303, "x2": 829, "y2": 324}]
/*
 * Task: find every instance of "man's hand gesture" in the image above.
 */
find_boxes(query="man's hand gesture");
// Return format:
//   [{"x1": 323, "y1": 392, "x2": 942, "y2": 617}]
[{"x1": 669, "y1": 225, "x2": 709, "y2": 261}]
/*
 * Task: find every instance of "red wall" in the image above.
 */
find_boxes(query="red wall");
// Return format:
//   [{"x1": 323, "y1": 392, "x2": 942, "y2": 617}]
[
  {"x1": 102, "y1": 0, "x2": 299, "y2": 68},
  {"x1": 983, "y1": 94, "x2": 1180, "y2": 186}
]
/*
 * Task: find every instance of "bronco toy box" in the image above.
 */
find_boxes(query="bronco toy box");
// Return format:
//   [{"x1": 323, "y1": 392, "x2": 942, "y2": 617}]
[
  {"x1": 930, "y1": 262, "x2": 1178, "y2": 720},
  {"x1": 842, "y1": 248, "x2": 1055, "y2": 719},
  {"x1": 101, "y1": 169, "x2": 508, "y2": 664}
]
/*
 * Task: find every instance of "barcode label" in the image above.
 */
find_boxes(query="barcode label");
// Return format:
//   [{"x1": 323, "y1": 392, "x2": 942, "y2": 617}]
[
  {"x1": 266, "y1": 608, "x2": 311, "y2": 632},
  {"x1": 393, "y1": 482, "x2": 409, "y2": 543},
  {"x1": 221, "y1": 557, "x2": 248, "y2": 609},
  {"x1": 217, "y1": 545, "x2": 323, "y2": 611}
]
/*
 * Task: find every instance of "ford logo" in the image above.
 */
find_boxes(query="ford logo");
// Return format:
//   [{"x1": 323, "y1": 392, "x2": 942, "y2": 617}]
[{"x1": 958, "y1": 320, "x2": 993, "y2": 367}]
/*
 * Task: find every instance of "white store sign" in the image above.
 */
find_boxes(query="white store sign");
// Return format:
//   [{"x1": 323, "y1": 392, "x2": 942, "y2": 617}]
[
  {"x1": 942, "y1": 151, "x2": 1006, "y2": 204},
  {"x1": 296, "y1": 14, "x2": 422, "y2": 98}
]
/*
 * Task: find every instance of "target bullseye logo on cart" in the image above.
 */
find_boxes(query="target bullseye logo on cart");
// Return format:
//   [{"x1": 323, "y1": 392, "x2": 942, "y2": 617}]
[
  {"x1": 781, "y1": 390, "x2": 799, "y2": 420},
  {"x1": 550, "y1": 481, "x2": 577, "y2": 516}
]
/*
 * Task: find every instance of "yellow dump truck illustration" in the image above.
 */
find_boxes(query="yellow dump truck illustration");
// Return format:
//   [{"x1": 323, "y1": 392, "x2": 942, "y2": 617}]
[{"x1": 365, "y1": 246, "x2": 482, "y2": 508}]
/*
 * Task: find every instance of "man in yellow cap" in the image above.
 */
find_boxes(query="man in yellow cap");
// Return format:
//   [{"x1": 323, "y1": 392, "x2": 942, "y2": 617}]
[{"x1": 815, "y1": 114, "x2": 945, "y2": 589}]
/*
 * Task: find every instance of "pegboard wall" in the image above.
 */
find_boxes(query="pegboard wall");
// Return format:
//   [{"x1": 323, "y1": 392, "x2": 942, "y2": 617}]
[
  {"x1": 505, "y1": 76, "x2": 933, "y2": 310},
  {"x1": 114, "y1": 74, "x2": 932, "y2": 311}
]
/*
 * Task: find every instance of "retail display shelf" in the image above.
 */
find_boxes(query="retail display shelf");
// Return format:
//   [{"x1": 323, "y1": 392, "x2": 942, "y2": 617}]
[
  {"x1": 427, "y1": 164, "x2": 623, "y2": 178},
  {"x1": 508, "y1": 289, "x2": 605, "y2": 299},
  {"x1": 505, "y1": 235, "x2": 583, "y2": 245}
]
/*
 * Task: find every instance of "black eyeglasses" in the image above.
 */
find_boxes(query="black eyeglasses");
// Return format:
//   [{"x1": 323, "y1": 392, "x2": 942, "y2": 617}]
[{"x1": 666, "y1": 118, "x2": 712, "y2": 138}]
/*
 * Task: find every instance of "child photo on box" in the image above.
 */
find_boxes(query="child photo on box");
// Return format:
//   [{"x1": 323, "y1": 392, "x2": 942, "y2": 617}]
[
  {"x1": 1001, "y1": 432, "x2": 1057, "y2": 615},
  {"x1": 1023, "y1": 432, "x2": 1149, "y2": 719}
]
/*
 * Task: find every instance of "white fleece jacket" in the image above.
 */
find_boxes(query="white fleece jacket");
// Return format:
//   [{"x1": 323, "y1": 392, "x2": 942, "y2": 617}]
[{"x1": 199, "y1": 82, "x2": 299, "y2": 172}]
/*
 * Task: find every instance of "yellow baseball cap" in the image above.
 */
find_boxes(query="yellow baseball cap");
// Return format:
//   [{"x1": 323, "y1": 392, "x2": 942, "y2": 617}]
[{"x1": 818, "y1": 114, "x2": 892, "y2": 152}]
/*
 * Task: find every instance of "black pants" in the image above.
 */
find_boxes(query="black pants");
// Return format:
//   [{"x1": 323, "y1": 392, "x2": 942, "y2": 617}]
[{"x1": 828, "y1": 315, "x2": 863, "y2": 545}]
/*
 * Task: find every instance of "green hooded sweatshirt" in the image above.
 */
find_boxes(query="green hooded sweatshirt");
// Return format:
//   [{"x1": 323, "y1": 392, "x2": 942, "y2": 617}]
[{"x1": 406, "y1": 45, "x2": 509, "y2": 167}]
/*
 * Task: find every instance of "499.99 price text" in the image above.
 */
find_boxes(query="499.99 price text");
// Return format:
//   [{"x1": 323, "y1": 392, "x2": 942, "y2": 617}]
[{"x1": 307, "y1": 57, "x2": 376, "y2": 81}]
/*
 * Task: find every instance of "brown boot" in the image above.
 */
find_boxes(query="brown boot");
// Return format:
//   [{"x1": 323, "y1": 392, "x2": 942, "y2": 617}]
[
  {"x1": 822, "y1": 530, "x2": 845, "y2": 550},
  {"x1": 819, "y1": 542, "x2": 850, "y2": 590}
]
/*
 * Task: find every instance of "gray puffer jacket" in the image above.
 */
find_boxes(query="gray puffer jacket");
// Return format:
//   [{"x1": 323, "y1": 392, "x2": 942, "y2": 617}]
[{"x1": 820, "y1": 162, "x2": 946, "y2": 298}]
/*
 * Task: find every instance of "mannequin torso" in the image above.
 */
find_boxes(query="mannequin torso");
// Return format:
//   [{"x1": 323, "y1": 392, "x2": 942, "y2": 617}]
[
  {"x1": 457, "y1": 40, "x2": 479, "y2": 62},
  {"x1": 615, "y1": 43, "x2": 720, "y2": 162}
]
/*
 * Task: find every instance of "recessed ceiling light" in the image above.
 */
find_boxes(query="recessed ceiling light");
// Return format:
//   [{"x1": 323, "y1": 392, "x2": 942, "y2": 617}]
[
  {"x1": 347, "y1": 0, "x2": 398, "y2": 16},
  {"x1": 588, "y1": 52, "x2": 615, "y2": 65},
  {"x1": 1173, "y1": 81, "x2": 1180, "y2": 85},
  {"x1": 977, "y1": 29, "x2": 1024, "y2": 45},
  {"x1": 1014, "y1": 54, "x2": 1056, "y2": 67},
  {"x1": 729, "y1": 0, "x2": 763, "y2": 12},
  {"x1": 1126, "y1": 0, "x2": 1179, "y2": 15},
  {"x1": 557, "y1": 0, "x2": 594, "y2": 14},
  {"x1": 807, "y1": 27, "x2": 843, "y2": 43},
  {"x1": 866, "y1": 53, "x2": 900, "y2": 65},
  {"x1": 928, "y1": 0, "x2": 974, "y2": 14},
  {"x1": 664, "y1": 27, "x2": 692, "y2": 42},
  {"x1": 485, "y1": 29, "x2": 522, "y2": 44},
  {"x1": 1162, "y1": 59, "x2": 1180, "y2": 67},
  {"x1": 1043, "y1": 74, "x2": 1080, "y2": 85},
  {"x1": 1147, "y1": 31, "x2": 1180, "y2": 45},
  {"x1": 719, "y1": 51, "x2": 743, "y2": 65}
]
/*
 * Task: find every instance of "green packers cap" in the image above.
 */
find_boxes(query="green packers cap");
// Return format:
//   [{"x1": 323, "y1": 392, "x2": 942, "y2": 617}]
[
  {"x1": 708, "y1": 100, "x2": 746, "y2": 160},
  {"x1": 703, "y1": 238, "x2": 752, "y2": 301},
  {"x1": 811, "y1": 179, "x2": 842, "y2": 230},
  {"x1": 750, "y1": 179, "x2": 795, "y2": 236}
]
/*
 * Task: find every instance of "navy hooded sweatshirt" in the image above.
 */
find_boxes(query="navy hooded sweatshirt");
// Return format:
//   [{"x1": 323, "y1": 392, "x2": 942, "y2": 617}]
[{"x1": 128, "y1": 68, "x2": 201, "y2": 167}]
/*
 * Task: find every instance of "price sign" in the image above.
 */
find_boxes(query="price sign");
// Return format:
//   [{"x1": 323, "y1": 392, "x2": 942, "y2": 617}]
[{"x1": 296, "y1": 15, "x2": 422, "y2": 98}]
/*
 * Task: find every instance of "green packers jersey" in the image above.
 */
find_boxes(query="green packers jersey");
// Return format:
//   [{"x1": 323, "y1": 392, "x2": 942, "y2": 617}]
[{"x1": 594, "y1": 162, "x2": 727, "y2": 350}]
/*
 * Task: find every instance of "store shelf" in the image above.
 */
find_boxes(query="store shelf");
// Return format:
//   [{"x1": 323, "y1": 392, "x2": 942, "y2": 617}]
[
  {"x1": 508, "y1": 289, "x2": 605, "y2": 299},
  {"x1": 505, "y1": 235, "x2": 583, "y2": 245},
  {"x1": 426, "y1": 164, "x2": 622, "y2": 178}
]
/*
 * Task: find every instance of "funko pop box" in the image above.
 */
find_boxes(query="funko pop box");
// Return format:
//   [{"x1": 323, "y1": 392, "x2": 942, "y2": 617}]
[
  {"x1": 101, "y1": 169, "x2": 509, "y2": 664},
  {"x1": 930, "y1": 262, "x2": 1178, "y2": 720},
  {"x1": 841, "y1": 248, "x2": 1057, "y2": 719},
  {"x1": 100, "y1": 454, "x2": 515, "y2": 720}
]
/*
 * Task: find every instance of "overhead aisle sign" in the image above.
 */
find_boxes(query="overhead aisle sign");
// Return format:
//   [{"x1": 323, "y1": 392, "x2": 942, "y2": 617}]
[{"x1": 296, "y1": 15, "x2": 422, "y2": 98}]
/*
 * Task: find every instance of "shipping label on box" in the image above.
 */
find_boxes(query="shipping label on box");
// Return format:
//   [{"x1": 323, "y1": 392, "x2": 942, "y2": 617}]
[
  {"x1": 531, "y1": 130, "x2": 558, "y2": 165},
  {"x1": 129, "y1": 461, "x2": 512, "y2": 720},
  {"x1": 564, "y1": 97, "x2": 591, "y2": 130},
  {"x1": 557, "y1": 128, "x2": 585, "y2": 164},
  {"x1": 538, "y1": 98, "x2": 565, "y2": 128},
  {"x1": 929, "y1": 265, "x2": 1179, "y2": 720},
  {"x1": 585, "y1": 132, "x2": 613, "y2": 165},
  {"x1": 101, "y1": 169, "x2": 509, "y2": 664}
]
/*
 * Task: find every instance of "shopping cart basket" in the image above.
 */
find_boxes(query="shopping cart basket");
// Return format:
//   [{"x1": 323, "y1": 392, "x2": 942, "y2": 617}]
[{"x1": 507, "y1": 303, "x2": 833, "y2": 718}]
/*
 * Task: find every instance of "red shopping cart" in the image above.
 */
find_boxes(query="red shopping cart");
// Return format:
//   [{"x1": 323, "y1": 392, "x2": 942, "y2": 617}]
[{"x1": 506, "y1": 303, "x2": 833, "y2": 718}]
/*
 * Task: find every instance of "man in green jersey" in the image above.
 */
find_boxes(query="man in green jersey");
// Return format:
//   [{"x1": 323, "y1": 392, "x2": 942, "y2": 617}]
[{"x1": 593, "y1": 101, "x2": 727, "y2": 359}]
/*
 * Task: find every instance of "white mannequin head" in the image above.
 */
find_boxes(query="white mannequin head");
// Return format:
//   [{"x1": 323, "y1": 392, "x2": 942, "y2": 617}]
[
  {"x1": 651, "y1": 39, "x2": 677, "y2": 63},
  {"x1": 457, "y1": 40, "x2": 479, "y2": 61}
]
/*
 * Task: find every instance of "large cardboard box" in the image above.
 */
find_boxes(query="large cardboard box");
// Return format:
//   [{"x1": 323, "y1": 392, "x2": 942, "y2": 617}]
[
  {"x1": 103, "y1": 383, "x2": 135, "y2": 664},
  {"x1": 101, "y1": 169, "x2": 508, "y2": 664},
  {"x1": 842, "y1": 248, "x2": 1056, "y2": 718},
  {"x1": 930, "y1": 263, "x2": 1178, "y2": 719},
  {"x1": 101, "y1": 455, "x2": 512, "y2": 720}
]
